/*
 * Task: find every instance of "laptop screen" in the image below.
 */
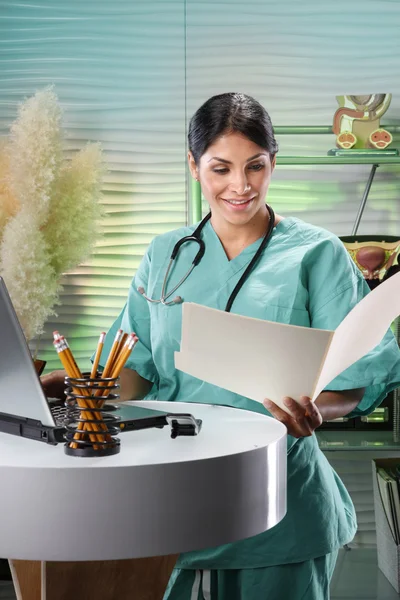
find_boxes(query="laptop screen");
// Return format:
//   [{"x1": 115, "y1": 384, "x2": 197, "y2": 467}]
[{"x1": 0, "y1": 277, "x2": 55, "y2": 427}]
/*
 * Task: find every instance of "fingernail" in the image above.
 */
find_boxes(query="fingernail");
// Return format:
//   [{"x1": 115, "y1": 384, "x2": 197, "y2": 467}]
[
  {"x1": 283, "y1": 397, "x2": 293, "y2": 406},
  {"x1": 264, "y1": 399, "x2": 272, "y2": 408}
]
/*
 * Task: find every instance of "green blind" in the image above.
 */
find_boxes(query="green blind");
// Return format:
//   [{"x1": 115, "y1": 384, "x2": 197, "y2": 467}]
[{"x1": 0, "y1": 1, "x2": 186, "y2": 371}]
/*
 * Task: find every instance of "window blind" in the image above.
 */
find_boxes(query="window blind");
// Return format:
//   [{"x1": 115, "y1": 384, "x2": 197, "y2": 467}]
[{"x1": 0, "y1": 0, "x2": 187, "y2": 371}]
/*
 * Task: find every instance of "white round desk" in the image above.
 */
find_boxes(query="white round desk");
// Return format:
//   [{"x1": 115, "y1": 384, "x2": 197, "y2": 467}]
[{"x1": 0, "y1": 401, "x2": 287, "y2": 599}]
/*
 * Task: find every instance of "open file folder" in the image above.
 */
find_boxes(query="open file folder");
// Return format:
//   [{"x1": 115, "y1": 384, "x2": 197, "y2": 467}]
[{"x1": 175, "y1": 272, "x2": 400, "y2": 412}]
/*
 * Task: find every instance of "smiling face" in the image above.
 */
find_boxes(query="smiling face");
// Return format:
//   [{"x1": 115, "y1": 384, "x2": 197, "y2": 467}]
[{"x1": 188, "y1": 130, "x2": 276, "y2": 230}]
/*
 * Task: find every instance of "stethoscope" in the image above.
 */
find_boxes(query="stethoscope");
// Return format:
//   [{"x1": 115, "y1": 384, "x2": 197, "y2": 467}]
[{"x1": 138, "y1": 203, "x2": 276, "y2": 313}]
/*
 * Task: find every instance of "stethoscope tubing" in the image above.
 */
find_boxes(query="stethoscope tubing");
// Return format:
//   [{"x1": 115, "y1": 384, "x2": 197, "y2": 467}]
[{"x1": 138, "y1": 204, "x2": 275, "y2": 311}]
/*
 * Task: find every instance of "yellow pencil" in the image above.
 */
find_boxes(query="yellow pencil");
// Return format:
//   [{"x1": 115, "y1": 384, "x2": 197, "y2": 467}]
[
  {"x1": 90, "y1": 328, "x2": 124, "y2": 419},
  {"x1": 90, "y1": 332, "x2": 106, "y2": 380},
  {"x1": 101, "y1": 329, "x2": 123, "y2": 379},
  {"x1": 53, "y1": 338, "x2": 103, "y2": 448},
  {"x1": 111, "y1": 334, "x2": 138, "y2": 379},
  {"x1": 114, "y1": 332, "x2": 128, "y2": 365},
  {"x1": 97, "y1": 334, "x2": 139, "y2": 407}
]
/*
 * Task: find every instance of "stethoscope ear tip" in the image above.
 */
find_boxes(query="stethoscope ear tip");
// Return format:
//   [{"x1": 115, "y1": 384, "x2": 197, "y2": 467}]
[{"x1": 137, "y1": 286, "x2": 145, "y2": 295}]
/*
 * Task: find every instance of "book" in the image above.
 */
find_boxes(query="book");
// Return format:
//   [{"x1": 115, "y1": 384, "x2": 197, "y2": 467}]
[{"x1": 376, "y1": 467, "x2": 400, "y2": 544}]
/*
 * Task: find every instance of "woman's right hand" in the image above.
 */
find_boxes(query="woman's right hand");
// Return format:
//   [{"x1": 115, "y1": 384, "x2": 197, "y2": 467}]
[{"x1": 40, "y1": 369, "x2": 67, "y2": 400}]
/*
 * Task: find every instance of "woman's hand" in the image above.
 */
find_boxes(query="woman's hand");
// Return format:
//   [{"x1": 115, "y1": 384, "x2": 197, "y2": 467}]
[
  {"x1": 40, "y1": 369, "x2": 67, "y2": 400},
  {"x1": 264, "y1": 388, "x2": 365, "y2": 437},
  {"x1": 263, "y1": 396, "x2": 323, "y2": 438}
]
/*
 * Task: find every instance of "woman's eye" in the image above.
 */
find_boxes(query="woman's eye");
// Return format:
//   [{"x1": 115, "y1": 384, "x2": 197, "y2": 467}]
[
  {"x1": 248, "y1": 163, "x2": 264, "y2": 171},
  {"x1": 213, "y1": 168, "x2": 229, "y2": 174}
]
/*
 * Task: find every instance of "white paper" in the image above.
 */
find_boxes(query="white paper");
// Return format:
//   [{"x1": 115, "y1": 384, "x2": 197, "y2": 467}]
[
  {"x1": 176, "y1": 304, "x2": 333, "y2": 411},
  {"x1": 175, "y1": 272, "x2": 400, "y2": 411},
  {"x1": 311, "y1": 271, "x2": 400, "y2": 400}
]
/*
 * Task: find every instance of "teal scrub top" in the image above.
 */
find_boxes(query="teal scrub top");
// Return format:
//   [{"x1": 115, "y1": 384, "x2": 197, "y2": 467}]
[{"x1": 100, "y1": 217, "x2": 400, "y2": 569}]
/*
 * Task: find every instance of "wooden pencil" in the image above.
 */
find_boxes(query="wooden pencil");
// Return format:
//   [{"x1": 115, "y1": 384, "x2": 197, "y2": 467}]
[
  {"x1": 97, "y1": 334, "x2": 139, "y2": 408},
  {"x1": 114, "y1": 332, "x2": 128, "y2": 363},
  {"x1": 101, "y1": 329, "x2": 123, "y2": 379},
  {"x1": 90, "y1": 332, "x2": 106, "y2": 380},
  {"x1": 53, "y1": 338, "x2": 103, "y2": 448}
]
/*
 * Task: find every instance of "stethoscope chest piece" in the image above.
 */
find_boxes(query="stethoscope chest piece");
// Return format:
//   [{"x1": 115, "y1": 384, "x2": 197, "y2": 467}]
[
  {"x1": 137, "y1": 225, "x2": 208, "y2": 306},
  {"x1": 138, "y1": 285, "x2": 183, "y2": 305}
]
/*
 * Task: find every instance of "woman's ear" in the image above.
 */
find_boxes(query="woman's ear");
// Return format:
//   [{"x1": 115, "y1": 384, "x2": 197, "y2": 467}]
[
  {"x1": 187, "y1": 151, "x2": 199, "y2": 181},
  {"x1": 271, "y1": 154, "x2": 277, "y2": 171}
]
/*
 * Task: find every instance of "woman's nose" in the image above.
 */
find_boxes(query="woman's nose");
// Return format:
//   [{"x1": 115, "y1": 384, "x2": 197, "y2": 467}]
[{"x1": 229, "y1": 175, "x2": 250, "y2": 196}]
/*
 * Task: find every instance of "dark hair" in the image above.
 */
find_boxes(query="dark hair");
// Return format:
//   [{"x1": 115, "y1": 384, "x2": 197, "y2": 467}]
[{"x1": 188, "y1": 92, "x2": 278, "y2": 164}]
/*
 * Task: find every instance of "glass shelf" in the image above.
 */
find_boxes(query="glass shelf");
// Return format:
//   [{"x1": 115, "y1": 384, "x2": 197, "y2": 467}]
[
  {"x1": 273, "y1": 125, "x2": 400, "y2": 135},
  {"x1": 317, "y1": 430, "x2": 400, "y2": 452},
  {"x1": 277, "y1": 155, "x2": 400, "y2": 165}
]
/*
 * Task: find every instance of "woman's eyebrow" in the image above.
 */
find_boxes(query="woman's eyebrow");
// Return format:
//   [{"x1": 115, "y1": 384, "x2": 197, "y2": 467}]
[
  {"x1": 208, "y1": 152, "x2": 267, "y2": 164},
  {"x1": 246, "y1": 152, "x2": 268, "y2": 162},
  {"x1": 208, "y1": 156, "x2": 231, "y2": 164}
]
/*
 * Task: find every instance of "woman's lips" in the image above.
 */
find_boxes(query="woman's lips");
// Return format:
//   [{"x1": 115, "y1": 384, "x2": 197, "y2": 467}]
[{"x1": 221, "y1": 197, "x2": 255, "y2": 210}]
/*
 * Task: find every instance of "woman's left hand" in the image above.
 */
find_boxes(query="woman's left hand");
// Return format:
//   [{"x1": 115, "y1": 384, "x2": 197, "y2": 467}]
[{"x1": 263, "y1": 396, "x2": 323, "y2": 438}]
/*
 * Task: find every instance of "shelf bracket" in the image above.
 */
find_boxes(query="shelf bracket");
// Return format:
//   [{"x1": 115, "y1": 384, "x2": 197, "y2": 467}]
[{"x1": 351, "y1": 164, "x2": 379, "y2": 235}]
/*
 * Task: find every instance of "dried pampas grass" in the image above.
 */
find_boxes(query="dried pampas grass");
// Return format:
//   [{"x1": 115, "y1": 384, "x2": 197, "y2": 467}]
[{"x1": 0, "y1": 87, "x2": 105, "y2": 340}]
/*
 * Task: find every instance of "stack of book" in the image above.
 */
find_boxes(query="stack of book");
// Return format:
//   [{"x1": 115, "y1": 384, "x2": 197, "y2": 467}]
[
  {"x1": 373, "y1": 458, "x2": 400, "y2": 592},
  {"x1": 376, "y1": 464, "x2": 400, "y2": 544}
]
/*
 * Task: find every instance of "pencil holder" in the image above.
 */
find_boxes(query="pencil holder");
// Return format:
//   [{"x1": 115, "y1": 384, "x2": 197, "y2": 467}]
[{"x1": 63, "y1": 375, "x2": 121, "y2": 457}]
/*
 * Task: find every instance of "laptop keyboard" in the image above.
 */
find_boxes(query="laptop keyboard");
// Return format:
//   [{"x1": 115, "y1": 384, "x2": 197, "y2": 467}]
[
  {"x1": 50, "y1": 404, "x2": 68, "y2": 427},
  {"x1": 49, "y1": 402, "x2": 89, "y2": 427},
  {"x1": 48, "y1": 399, "x2": 80, "y2": 426}
]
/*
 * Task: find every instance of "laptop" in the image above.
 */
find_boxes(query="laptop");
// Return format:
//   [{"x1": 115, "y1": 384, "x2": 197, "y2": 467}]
[{"x1": 0, "y1": 277, "x2": 201, "y2": 444}]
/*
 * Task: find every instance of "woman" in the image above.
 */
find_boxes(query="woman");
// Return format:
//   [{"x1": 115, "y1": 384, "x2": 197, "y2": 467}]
[{"x1": 43, "y1": 93, "x2": 400, "y2": 599}]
